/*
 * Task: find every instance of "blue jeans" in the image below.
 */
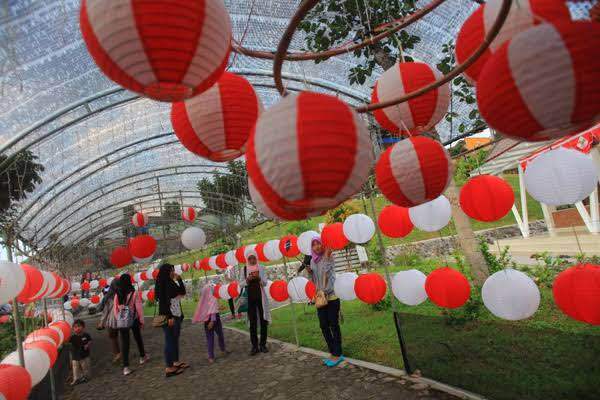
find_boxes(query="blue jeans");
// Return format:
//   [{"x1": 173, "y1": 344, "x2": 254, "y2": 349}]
[{"x1": 162, "y1": 317, "x2": 182, "y2": 367}]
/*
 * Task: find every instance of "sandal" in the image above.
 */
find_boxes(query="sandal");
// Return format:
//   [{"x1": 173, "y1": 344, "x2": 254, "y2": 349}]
[
  {"x1": 173, "y1": 362, "x2": 189, "y2": 369},
  {"x1": 165, "y1": 368, "x2": 184, "y2": 378}
]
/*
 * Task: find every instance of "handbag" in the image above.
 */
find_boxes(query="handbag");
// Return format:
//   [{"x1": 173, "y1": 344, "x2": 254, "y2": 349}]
[
  {"x1": 115, "y1": 293, "x2": 135, "y2": 329},
  {"x1": 315, "y1": 266, "x2": 329, "y2": 309},
  {"x1": 151, "y1": 300, "x2": 168, "y2": 328},
  {"x1": 236, "y1": 287, "x2": 249, "y2": 313}
]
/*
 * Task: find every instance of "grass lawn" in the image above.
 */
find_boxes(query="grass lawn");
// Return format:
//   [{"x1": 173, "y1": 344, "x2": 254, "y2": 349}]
[{"x1": 230, "y1": 274, "x2": 599, "y2": 400}]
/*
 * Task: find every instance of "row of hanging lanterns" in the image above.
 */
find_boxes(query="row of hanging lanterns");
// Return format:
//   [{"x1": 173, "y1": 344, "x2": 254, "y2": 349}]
[{"x1": 0, "y1": 262, "x2": 71, "y2": 306}]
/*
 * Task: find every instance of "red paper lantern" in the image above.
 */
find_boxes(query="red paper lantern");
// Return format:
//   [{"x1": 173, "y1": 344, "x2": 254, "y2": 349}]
[
  {"x1": 456, "y1": 0, "x2": 571, "y2": 84},
  {"x1": 269, "y1": 280, "x2": 289, "y2": 302},
  {"x1": 147, "y1": 289, "x2": 155, "y2": 302},
  {"x1": 305, "y1": 281, "x2": 316, "y2": 300},
  {"x1": 235, "y1": 247, "x2": 247, "y2": 264},
  {"x1": 141, "y1": 272, "x2": 149, "y2": 281},
  {"x1": 216, "y1": 254, "x2": 228, "y2": 269},
  {"x1": 213, "y1": 284, "x2": 222, "y2": 299},
  {"x1": 477, "y1": 22, "x2": 600, "y2": 142},
  {"x1": 460, "y1": 175, "x2": 514, "y2": 222},
  {"x1": 199, "y1": 258, "x2": 210, "y2": 272},
  {"x1": 81, "y1": 281, "x2": 90, "y2": 291},
  {"x1": 192, "y1": 260, "x2": 201, "y2": 271},
  {"x1": 182, "y1": 263, "x2": 190, "y2": 273},
  {"x1": 228, "y1": 282, "x2": 240, "y2": 298},
  {"x1": 26, "y1": 328, "x2": 60, "y2": 347},
  {"x1": 254, "y1": 243, "x2": 269, "y2": 263},
  {"x1": 80, "y1": 0, "x2": 232, "y2": 102},
  {"x1": 24, "y1": 340, "x2": 58, "y2": 367},
  {"x1": 0, "y1": 316, "x2": 9, "y2": 324},
  {"x1": 129, "y1": 235, "x2": 157, "y2": 259},
  {"x1": 425, "y1": 267, "x2": 471, "y2": 309},
  {"x1": 171, "y1": 72, "x2": 262, "y2": 162},
  {"x1": 247, "y1": 92, "x2": 374, "y2": 221},
  {"x1": 321, "y1": 223, "x2": 349, "y2": 250},
  {"x1": 553, "y1": 264, "x2": 600, "y2": 325},
  {"x1": 279, "y1": 235, "x2": 300, "y2": 258},
  {"x1": 130, "y1": 212, "x2": 149, "y2": 228},
  {"x1": 71, "y1": 298, "x2": 80, "y2": 309},
  {"x1": 354, "y1": 273, "x2": 387, "y2": 305},
  {"x1": 372, "y1": 62, "x2": 449, "y2": 136},
  {"x1": 181, "y1": 207, "x2": 197, "y2": 223},
  {"x1": 378, "y1": 205, "x2": 414, "y2": 238},
  {"x1": 0, "y1": 364, "x2": 32, "y2": 400},
  {"x1": 90, "y1": 295, "x2": 100, "y2": 304},
  {"x1": 110, "y1": 247, "x2": 132, "y2": 268},
  {"x1": 49, "y1": 321, "x2": 71, "y2": 342},
  {"x1": 98, "y1": 278, "x2": 107, "y2": 288},
  {"x1": 376, "y1": 136, "x2": 452, "y2": 208},
  {"x1": 17, "y1": 264, "x2": 44, "y2": 304}
]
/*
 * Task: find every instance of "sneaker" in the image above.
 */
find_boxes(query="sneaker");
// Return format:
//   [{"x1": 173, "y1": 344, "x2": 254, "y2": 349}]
[
  {"x1": 139, "y1": 354, "x2": 150, "y2": 365},
  {"x1": 123, "y1": 367, "x2": 133, "y2": 376},
  {"x1": 260, "y1": 345, "x2": 269, "y2": 353}
]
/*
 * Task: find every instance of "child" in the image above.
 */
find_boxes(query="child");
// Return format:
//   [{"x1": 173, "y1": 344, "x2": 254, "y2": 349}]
[
  {"x1": 192, "y1": 284, "x2": 228, "y2": 363},
  {"x1": 70, "y1": 319, "x2": 92, "y2": 385}
]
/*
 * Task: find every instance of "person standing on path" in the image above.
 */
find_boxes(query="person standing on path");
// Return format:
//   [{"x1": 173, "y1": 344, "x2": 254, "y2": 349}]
[
  {"x1": 192, "y1": 284, "x2": 229, "y2": 363},
  {"x1": 97, "y1": 279, "x2": 121, "y2": 363},
  {"x1": 307, "y1": 236, "x2": 344, "y2": 367},
  {"x1": 113, "y1": 274, "x2": 148, "y2": 375},
  {"x1": 239, "y1": 250, "x2": 271, "y2": 356},
  {"x1": 155, "y1": 263, "x2": 188, "y2": 377}
]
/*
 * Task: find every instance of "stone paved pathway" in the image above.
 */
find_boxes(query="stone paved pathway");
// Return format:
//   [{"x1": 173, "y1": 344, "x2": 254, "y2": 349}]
[{"x1": 64, "y1": 318, "x2": 457, "y2": 400}]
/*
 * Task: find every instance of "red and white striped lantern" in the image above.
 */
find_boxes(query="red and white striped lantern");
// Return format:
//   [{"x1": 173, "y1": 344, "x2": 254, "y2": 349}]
[
  {"x1": 376, "y1": 137, "x2": 452, "y2": 208},
  {"x1": 247, "y1": 92, "x2": 374, "y2": 220},
  {"x1": 193, "y1": 260, "x2": 202, "y2": 271},
  {"x1": 181, "y1": 207, "x2": 197, "y2": 223},
  {"x1": 131, "y1": 212, "x2": 149, "y2": 228},
  {"x1": 456, "y1": 0, "x2": 571, "y2": 84},
  {"x1": 371, "y1": 62, "x2": 449, "y2": 136},
  {"x1": 477, "y1": 22, "x2": 600, "y2": 142},
  {"x1": 171, "y1": 72, "x2": 263, "y2": 162},
  {"x1": 80, "y1": 0, "x2": 232, "y2": 102}
]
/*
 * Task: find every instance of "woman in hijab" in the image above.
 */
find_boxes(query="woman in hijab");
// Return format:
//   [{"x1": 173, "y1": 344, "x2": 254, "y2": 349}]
[
  {"x1": 192, "y1": 284, "x2": 228, "y2": 363},
  {"x1": 113, "y1": 273, "x2": 147, "y2": 375},
  {"x1": 155, "y1": 263, "x2": 188, "y2": 377},
  {"x1": 97, "y1": 279, "x2": 120, "y2": 363},
  {"x1": 307, "y1": 236, "x2": 344, "y2": 367},
  {"x1": 239, "y1": 249, "x2": 271, "y2": 355}
]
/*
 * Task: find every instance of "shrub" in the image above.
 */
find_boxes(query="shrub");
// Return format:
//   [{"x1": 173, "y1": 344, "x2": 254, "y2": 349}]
[
  {"x1": 325, "y1": 202, "x2": 360, "y2": 224},
  {"x1": 479, "y1": 239, "x2": 517, "y2": 275},
  {"x1": 370, "y1": 294, "x2": 392, "y2": 312},
  {"x1": 442, "y1": 289, "x2": 483, "y2": 327}
]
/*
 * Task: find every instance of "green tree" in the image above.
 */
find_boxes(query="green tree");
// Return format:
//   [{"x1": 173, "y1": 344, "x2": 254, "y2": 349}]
[
  {"x1": 162, "y1": 201, "x2": 181, "y2": 234},
  {"x1": 197, "y1": 160, "x2": 249, "y2": 223}
]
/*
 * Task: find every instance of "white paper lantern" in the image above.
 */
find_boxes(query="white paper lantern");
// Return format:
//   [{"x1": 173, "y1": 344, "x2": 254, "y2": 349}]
[
  {"x1": 265, "y1": 280, "x2": 273, "y2": 300},
  {"x1": 334, "y1": 272, "x2": 358, "y2": 301},
  {"x1": 409, "y1": 195, "x2": 452, "y2": 232},
  {"x1": 298, "y1": 230, "x2": 319, "y2": 256},
  {"x1": 0, "y1": 261, "x2": 26, "y2": 304},
  {"x1": 225, "y1": 250, "x2": 239, "y2": 267},
  {"x1": 79, "y1": 298, "x2": 91, "y2": 308},
  {"x1": 70, "y1": 281, "x2": 80, "y2": 293},
  {"x1": 219, "y1": 284, "x2": 231, "y2": 300},
  {"x1": 89, "y1": 279, "x2": 99, "y2": 290},
  {"x1": 287, "y1": 277, "x2": 309, "y2": 303},
  {"x1": 524, "y1": 148, "x2": 598, "y2": 206},
  {"x1": 264, "y1": 239, "x2": 283, "y2": 261},
  {"x1": 208, "y1": 256, "x2": 219, "y2": 270},
  {"x1": 181, "y1": 227, "x2": 207, "y2": 250},
  {"x1": 482, "y1": 269, "x2": 540, "y2": 321},
  {"x1": 63, "y1": 301, "x2": 72, "y2": 311},
  {"x1": 391, "y1": 270, "x2": 428, "y2": 306},
  {"x1": 2, "y1": 348, "x2": 50, "y2": 386},
  {"x1": 174, "y1": 265, "x2": 183, "y2": 275},
  {"x1": 343, "y1": 213, "x2": 375, "y2": 244}
]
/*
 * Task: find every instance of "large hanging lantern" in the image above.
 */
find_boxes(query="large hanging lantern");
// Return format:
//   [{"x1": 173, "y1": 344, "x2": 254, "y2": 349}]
[
  {"x1": 17, "y1": 264, "x2": 44, "y2": 304},
  {"x1": 269, "y1": 280, "x2": 289, "y2": 302},
  {"x1": 2, "y1": 348, "x2": 50, "y2": 386},
  {"x1": 129, "y1": 235, "x2": 157, "y2": 260},
  {"x1": 263, "y1": 240, "x2": 283, "y2": 262},
  {"x1": 524, "y1": 148, "x2": 598, "y2": 206},
  {"x1": 321, "y1": 223, "x2": 348, "y2": 250},
  {"x1": 371, "y1": 62, "x2": 450, "y2": 136},
  {"x1": 110, "y1": 247, "x2": 132, "y2": 268},
  {"x1": 553, "y1": 264, "x2": 600, "y2": 325},
  {"x1": 181, "y1": 207, "x2": 197, "y2": 223},
  {"x1": 409, "y1": 195, "x2": 452, "y2": 232},
  {"x1": 334, "y1": 272, "x2": 358, "y2": 301},
  {"x1": 0, "y1": 261, "x2": 26, "y2": 304},
  {"x1": 279, "y1": 235, "x2": 300, "y2": 258},
  {"x1": 425, "y1": 267, "x2": 470, "y2": 309},
  {"x1": 391, "y1": 269, "x2": 428, "y2": 306},
  {"x1": 171, "y1": 72, "x2": 262, "y2": 162},
  {"x1": 0, "y1": 364, "x2": 32, "y2": 400},
  {"x1": 225, "y1": 250, "x2": 239, "y2": 267},
  {"x1": 460, "y1": 175, "x2": 515, "y2": 222},
  {"x1": 376, "y1": 136, "x2": 452, "y2": 208},
  {"x1": 482, "y1": 269, "x2": 540, "y2": 320},
  {"x1": 477, "y1": 22, "x2": 600, "y2": 141},
  {"x1": 456, "y1": 0, "x2": 571, "y2": 84},
  {"x1": 343, "y1": 214, "x2": 375, "y2": 244},
  {"x1": 246, "y1": 92, "x2": 374, "y2": 220},
  {"x1": 80, "y1": 0, "x2": 232, "y2": 102},
  {"x1": 25, "y1": 328, "x2": 60, "y2": 347},
  {"x1": 130, "y1": 212, "x2": 149, "y2": 228},
  {"x1": 354, "y1": 273, "x2": 387, "y2": 305},
  {"x1": 24, "y1": 341, "x2": 58, "y2": 367},
  {"x1": 378, "y1": 205, "x2": 414, "y2": 238},
  {"x1": 288, "y1": 277, "x2": 310, "y2": 303},
  {"x1": 181, "y1": 227, "x2": 206, "y2": 250},
  {"x1": 249, "y1": 176, "x2": 316, "y2": 221},
  {"x1": 297, "y1": 230, "x2": 319, "y2": 256}
]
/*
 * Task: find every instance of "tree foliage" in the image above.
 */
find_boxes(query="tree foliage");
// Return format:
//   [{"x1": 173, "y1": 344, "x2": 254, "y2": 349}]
[
  {"x1": 326, "y1": 202, "x2": 360, "y2": 224},
  {"x1": 196, "y1": 160, "x2": 249, "y2": 222}
]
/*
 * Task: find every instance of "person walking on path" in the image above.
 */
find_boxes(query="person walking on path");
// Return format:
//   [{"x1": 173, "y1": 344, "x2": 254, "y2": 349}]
[
  {"x1": 113, "y1": 274, "x2": 148, "y2": 376},
  {"x1": 239, "y1": 250, "x2": 271, "y2": 356},
  {"x1": 307, "y1": 236, "x2": 344, "y2": 367},
  {"x1": 192, "y1": 284, "x2": 229, "y2": 364},
  {"x1": 97, "y1": 279, "x2": 120, "y2": 363},
  {"x1": 155, "y1": 263, "x2": 188, "y2": 377}
]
